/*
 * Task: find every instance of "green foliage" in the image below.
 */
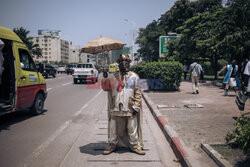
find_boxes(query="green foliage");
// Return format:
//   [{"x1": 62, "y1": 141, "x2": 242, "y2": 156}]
[
  {"x1": 136, "y1": 0, "x2": 250, "y2": 80},
  {"x1": 13, "y1": 27, "x2": 42, "y2": 58},
  {"x1": 170, "y1": 0, "x2": 250, "y2": 79},
  {"x1": 226, "y1": 115, "x2": 250, "y2": 154},
  {"x1": 130, "y1": 62, "x2": 146, "y2": 78},
  {"x1": 131, "y1": 61, "x2": 183, "y2": 91},
  {"x1": 136, "y1": 0, "x2": 222, "y2": 63},
  {"x1": 200, "y1": 59, "x2": 228, "y2": 75}
]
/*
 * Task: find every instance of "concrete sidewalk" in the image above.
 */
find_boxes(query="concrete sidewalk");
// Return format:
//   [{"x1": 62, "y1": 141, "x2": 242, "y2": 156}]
[
  {"x1": 143, "y1": 81, "x2": 250, "y2": 166},
  {"x1": 26, "y1": 92, "x2": 179, "y2": 167}
]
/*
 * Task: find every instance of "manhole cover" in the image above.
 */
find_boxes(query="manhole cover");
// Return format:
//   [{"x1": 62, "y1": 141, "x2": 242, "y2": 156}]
[{"x1": 184, "y1": 104, "x2": 204, "y2": 108}]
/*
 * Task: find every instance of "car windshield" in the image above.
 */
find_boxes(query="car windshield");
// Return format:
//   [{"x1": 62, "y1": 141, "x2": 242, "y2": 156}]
[{"x1": 77, "y1": 64, "x2": 93, "y2": 68}]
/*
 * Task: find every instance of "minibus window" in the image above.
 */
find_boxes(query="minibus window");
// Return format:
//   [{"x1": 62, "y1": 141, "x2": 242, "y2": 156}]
[{"x1": 19, "y1": 49, "x2": 36, "y2": 72}]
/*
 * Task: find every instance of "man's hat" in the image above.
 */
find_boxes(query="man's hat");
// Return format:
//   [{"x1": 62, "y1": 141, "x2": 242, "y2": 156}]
[{"x1": 116, "y1": 54, "x2": 131, "y2": 63}]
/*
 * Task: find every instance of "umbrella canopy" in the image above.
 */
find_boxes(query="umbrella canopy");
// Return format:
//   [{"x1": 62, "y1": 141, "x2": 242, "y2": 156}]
[{"x1": 81, "y1": 36, "x2": 125, "y2": 54}]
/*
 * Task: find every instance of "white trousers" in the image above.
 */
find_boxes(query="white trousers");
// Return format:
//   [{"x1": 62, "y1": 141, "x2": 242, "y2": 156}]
[
  {"x1": 109, "y1": 116, "x2": 138, "y2": 146},
  {"x1": 192, "y1": 76, "x2": 199, "y2": 92}
]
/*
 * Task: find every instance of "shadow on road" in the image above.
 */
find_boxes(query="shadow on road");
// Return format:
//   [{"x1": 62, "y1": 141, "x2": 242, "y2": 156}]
[
  {"x1": 79, "y1": 142, "x2": 133, "y2": 155},
  {"x1": 0, "y1": 109, "x2": 48, "y2": 132}
]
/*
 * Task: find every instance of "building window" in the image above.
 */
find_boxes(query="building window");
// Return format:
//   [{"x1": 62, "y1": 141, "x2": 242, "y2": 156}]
[{"x1": 45, "y1": 44, "x2": 47, "y2": 46}]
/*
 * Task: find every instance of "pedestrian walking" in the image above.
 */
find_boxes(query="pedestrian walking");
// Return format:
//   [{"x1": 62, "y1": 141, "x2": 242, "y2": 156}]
[
  {"x1": 235, "y1": 59, "x2": 250, "y2": 110},
  {"x1": 189, "y1": 60, "x2": 202, "y2": 94},
  {"x1": 183, "y1": 64, "x2": 189, "y2": 80},
  {"x1": 223, "y1": 60, "x2": 241, "y2": 96},
  {"x1": 102, "y1": 54, "x2": 145, "y2": 155}
]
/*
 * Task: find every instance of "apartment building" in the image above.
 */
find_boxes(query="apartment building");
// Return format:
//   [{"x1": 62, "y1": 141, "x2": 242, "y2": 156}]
[
  {"x1": 69, "y1": 45, "x2": 80, "y2": 63},
  {"x1": 32, "y1": 36, "x2": 71, "y2": 63}
]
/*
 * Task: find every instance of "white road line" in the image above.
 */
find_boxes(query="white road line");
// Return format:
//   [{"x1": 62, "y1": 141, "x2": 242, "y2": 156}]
[
  {"x1": 22, "y1": 89, "x2": 103, "y2": 167},
  {"x1": 47, "y1": 88, "x2": 52, "y2": 91},
  {"x1": 59, "y1": 90, "x2": 103, "y2": 166},
  {"x1": 23, "y1": 120, "x2": 72, "y2": 167},
  {"x1": 62, "y1": 82, "x2": 72, "y2": 86},
  {"x1": 73, "y1": 90, "x2": 103, "y2": 117}
]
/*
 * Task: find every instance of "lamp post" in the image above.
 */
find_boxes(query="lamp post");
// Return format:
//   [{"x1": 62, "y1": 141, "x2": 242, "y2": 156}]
[{"x1": 124, "y1": 19, "x2": 136, "y2": 65}]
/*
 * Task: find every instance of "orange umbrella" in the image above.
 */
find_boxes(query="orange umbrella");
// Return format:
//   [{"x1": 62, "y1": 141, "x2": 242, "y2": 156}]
[{"x1": 81, "y1": 35, "x2": 125, "y2": 54}]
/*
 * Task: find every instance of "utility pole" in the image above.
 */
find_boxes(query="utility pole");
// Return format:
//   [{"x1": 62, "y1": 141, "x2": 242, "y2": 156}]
[{"x1": 125, "y1": 19, "x2": 136, "y2": 65}]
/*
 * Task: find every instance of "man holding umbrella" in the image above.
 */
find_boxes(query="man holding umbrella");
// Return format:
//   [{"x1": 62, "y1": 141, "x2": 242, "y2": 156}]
[{"x1": 102, "y1": 54, "x2": 145, "y2": 155}]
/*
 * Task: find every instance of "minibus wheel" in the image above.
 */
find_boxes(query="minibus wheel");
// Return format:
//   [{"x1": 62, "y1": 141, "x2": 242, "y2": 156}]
[{"x1": 30, "y1": 93, "x2": 44, "y2": 115}]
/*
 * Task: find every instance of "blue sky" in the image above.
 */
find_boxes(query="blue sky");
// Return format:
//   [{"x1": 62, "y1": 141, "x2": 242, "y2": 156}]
[{"x1": 0, "y1": 0, "x2": 176, "y2": 48}]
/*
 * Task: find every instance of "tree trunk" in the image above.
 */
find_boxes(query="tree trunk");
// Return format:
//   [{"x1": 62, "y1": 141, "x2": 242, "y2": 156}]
[{"x1": 213, "y1": 55, "x2": 218, "y2": 80}]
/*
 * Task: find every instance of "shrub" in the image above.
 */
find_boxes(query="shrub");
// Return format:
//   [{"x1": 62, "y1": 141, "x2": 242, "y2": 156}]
[
  {"x1": 226, "y1": 115, "x2": 250, "y2": 154},
  {"x1": 130, "y1": 62, "x2": 146, "y2": 79},
  {"x1": 131, "y1": 61, "x2": 183, "y2": 91}
]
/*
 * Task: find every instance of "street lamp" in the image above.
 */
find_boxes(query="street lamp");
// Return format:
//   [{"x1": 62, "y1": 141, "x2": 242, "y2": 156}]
[{"x1": 124, "y1": 19, "x2": 136, "y2": 65}]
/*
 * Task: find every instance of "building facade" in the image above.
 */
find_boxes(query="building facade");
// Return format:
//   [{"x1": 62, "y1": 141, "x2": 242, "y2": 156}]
[
  {"x1": 69, "y1": 45, "x2": 80, "y2": 63},
  {"x1": 31, "y1": 36, "x2": 71, "y2": 63}
]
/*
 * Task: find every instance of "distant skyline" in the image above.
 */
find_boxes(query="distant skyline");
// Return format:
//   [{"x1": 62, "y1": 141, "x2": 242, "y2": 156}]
[{"x1": 0, "y1": 0, "x2": 176, "y2": 49}]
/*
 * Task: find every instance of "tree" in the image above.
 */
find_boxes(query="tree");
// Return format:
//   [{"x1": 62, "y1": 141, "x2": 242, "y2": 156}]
[
  {"x1": 136, "y1": 0, "x2": 221, "y2": 62},
  {"x1": 13, "y1": 27, "x2": 43, "y2": 58}
]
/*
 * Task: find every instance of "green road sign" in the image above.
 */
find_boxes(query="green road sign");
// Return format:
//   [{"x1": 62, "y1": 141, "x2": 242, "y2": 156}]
[{"x1": 159, "y1": 36, "x2": 178, "y2": 57}]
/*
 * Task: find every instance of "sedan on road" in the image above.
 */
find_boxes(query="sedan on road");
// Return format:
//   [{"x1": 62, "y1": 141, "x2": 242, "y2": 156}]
[{"x1": 72, "y1": 63, "x2": 98, "y2": 84}]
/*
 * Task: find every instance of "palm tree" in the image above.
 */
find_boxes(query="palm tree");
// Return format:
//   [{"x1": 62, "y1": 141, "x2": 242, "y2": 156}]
[{"x1": 13, "y1": 27, "x2": 43, "y2": 58}]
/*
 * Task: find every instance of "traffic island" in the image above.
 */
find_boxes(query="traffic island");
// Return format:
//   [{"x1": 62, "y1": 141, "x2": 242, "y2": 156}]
[
  {"x1": 201, "y1": 143, "x2": 233, "y2": 167},
  {"x1": 141, "y1": 81, "x2": 250, "y2": 167},
  {"x1": 143, "y1": 92, "x2": 195, "y2": 167}
]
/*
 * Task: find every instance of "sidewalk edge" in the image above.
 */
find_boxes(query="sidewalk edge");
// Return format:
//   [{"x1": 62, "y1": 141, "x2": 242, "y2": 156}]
[
  {"x1": 142, "y1": 92, "x2": 192, "y2": 167},
  {"x1": 201, "y1": 143, "x2": 233, "y2": 167}
]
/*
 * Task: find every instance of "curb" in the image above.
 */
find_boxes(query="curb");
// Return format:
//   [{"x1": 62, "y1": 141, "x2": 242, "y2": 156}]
[
  {"x1": 142, "y1": 92, "x2": 192, "y2": 167},
  {"x1": 201, "y1": 144, "x2": 233, "y2": 167}
]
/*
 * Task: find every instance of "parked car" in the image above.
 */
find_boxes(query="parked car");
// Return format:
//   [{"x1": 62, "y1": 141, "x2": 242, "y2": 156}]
[
  {"x1": 66, "y1": 64, "x2": 76, "y2": 75},
  {"x1": 72, "y1": 63, "x2": 98, "y2": 84},
  {"x1": 57, "y1": 65, "x2": 66, "y2": 73},
  {"x1": 37, "y1": 63, "x2": 57, "y2": 78},
  {"x1": 0, "y1": 26, "x2": 47, "y2": 115}
]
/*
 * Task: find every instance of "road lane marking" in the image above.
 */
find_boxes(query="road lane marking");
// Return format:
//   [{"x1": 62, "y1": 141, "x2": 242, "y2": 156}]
[
  {"x1": 59, "y1": 90, "x2": 103, "y2": 166},
  {"x1": 47, "y1": 88, "x2": 52, "y2": 91},
  {"x1": 73, "y1": 90, "x2": 103, "y2": 117},
  {"x1": 23, "y1": 120, "x2": 72, "y2": 167},
  {"x1": 22, "y1": 89, "x2": 103, "y2": 167},
  {"x1": 62, "y1": 82, "x2": 72, "y2": 86}
]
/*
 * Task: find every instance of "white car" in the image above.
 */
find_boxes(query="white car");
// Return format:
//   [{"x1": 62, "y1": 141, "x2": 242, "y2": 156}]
[
  {"x1": 72, "y1": 63, "x2": 98, "y2": 84},
  {"x1": 57, "y1": 65, "x2": 66, "y2": 73}
]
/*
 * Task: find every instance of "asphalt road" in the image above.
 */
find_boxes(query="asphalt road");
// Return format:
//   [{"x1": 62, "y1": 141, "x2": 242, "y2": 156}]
[{"x1": 0, "y1": 73, "x2": 179, "y2": 167}]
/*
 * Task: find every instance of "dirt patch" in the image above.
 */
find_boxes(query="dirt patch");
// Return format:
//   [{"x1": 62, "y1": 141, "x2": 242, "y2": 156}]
[{"x1": 211, "y1": 144, "x2": 250, "y2": 167}]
